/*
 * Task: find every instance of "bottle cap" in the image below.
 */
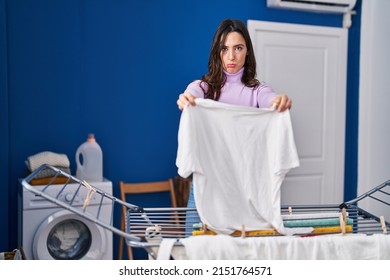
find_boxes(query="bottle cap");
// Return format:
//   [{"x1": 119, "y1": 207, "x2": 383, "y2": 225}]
[{"x1": 87, "y1": 134, "x2": 96, "y2": 142}]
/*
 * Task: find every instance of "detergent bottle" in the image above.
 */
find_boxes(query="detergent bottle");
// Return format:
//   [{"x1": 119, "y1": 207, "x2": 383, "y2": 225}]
[{"x1": 76, "y1": 134, "x2": 103, "y2": 182}]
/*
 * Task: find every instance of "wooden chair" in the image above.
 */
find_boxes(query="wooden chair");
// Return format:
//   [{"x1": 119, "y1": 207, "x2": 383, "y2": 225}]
[{"x1": 117, "y1": 179, "x2": 177, "y2": 260}]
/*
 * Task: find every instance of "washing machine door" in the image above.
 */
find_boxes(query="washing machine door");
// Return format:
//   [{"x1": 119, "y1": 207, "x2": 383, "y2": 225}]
[{"x1": 32, "y1": 209, "x2": 107, "y2": 260}]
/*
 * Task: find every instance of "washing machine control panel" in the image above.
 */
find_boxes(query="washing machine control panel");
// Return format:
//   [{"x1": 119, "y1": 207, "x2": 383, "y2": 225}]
[{"x1": 64, "y1": 193, "x2": 75, "y2": 202}]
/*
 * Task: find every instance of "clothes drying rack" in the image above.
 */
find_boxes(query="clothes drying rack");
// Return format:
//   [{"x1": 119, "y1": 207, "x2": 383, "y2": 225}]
[{"x1": 21, "y1": 164, "x2": 390, "y2": 259}]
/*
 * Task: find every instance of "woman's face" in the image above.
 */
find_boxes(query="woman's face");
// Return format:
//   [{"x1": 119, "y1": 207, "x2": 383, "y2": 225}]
[{"x1": 220, "y1": 31, "x2": 247, "y2": 74}]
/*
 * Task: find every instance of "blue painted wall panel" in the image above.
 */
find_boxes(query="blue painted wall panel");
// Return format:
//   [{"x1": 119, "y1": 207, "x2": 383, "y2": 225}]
[{"x1": 0, "y1": 0, "x2": 9, "y2": 253}]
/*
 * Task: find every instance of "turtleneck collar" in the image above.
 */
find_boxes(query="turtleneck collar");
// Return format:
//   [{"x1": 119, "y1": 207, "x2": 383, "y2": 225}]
[{"x1": 224, "y1": 67, "x2": 244, "y2": 83}]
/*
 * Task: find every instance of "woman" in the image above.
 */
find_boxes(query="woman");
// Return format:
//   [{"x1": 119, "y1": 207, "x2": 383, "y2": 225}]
[
  {"x1": 177, "y1": 19, "x2": 292, "y2": 235},
  {"x1": 177, "y1": 19, "x2": 292, "y2": 111}
]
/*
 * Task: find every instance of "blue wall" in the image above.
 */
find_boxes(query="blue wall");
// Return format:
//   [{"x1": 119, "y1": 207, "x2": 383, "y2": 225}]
[
  {"x1": 0, "y1": 0, "x2": 360, "y2": 258},
  {"x1": 0, "y1": 0, "x2": 10, "y2": 256}
]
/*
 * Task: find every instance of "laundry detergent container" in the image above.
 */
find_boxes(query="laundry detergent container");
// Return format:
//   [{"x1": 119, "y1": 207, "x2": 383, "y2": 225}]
[{"x1": 76, "y1": 134, "x2": 103, "y2": 182}]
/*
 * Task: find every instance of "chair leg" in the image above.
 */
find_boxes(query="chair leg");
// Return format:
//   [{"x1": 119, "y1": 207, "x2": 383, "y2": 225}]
[
  {"x1": 118, "y1": 212, "x2": 125, "y2": 260},
  {"x1": 127, "y1": 245, "x2": 134, "y2": 260},
  {"x1": 119, "y1": 236, "x2": 133, "y2": 260},
  {"x1": 118, "y1": 236, "x2": 124, "y2": 260},
  {"x1": 118, "y1": 210, "x2": 134, "y2": 260}
]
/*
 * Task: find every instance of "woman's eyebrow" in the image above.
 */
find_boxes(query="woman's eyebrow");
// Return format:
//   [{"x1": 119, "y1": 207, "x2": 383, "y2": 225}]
[{"x1": 223, "y1": 43, "x2": 245, "y2": 48}]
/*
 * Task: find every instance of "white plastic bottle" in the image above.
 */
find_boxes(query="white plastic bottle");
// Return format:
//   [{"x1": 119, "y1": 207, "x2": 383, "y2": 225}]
[{"x1": 76, "y1": 134, "x2": 103, "y2": 182}]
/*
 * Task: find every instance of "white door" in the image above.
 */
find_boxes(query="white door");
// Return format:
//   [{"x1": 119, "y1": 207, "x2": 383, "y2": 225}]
[{"x1": 248, "y1": 20, "x2": 348, "y2": 205}]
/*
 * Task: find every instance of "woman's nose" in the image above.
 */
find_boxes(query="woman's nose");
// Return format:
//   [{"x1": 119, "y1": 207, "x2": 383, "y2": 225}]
[{"x1": 228, "y1": 50, "x2": 235, "y2": 60}]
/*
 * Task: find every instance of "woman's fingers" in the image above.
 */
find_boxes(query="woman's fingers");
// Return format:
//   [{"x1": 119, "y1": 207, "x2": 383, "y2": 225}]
[
  {"x1": 177, "y1": 93, "x2": 196, "y2": 110},
  {"x1": 272, "y1": 94, "x2": 292, "y2": 112}
]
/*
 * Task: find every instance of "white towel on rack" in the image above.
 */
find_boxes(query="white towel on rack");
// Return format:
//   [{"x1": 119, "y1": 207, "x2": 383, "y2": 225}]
[
  {"x1": 157, "y1": 239, "x2": 177, "y2": 260},
  {"x1": 180, "y1": 234, "x2": 390, "y2": 260},
  {"x1": 26, "y1": 151, "x2": 70, "y2": 171}
]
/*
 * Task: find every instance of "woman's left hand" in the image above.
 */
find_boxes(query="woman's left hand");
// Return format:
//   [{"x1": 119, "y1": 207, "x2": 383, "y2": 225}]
[{"x1": 271, "y1": 94, "x2": 292, "y2": 112}]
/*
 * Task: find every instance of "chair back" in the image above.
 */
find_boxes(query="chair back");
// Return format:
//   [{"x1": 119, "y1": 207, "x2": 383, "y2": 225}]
[{"x1": 118, "y1": 178, "x2": 177, "y2": 260}]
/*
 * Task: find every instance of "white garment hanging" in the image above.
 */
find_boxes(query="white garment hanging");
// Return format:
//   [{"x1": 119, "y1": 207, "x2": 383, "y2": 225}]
[
  {"x1": 180, "y1": 234, "x2": 390, "y2": 260},
  {"x1": 176, "y1": 99, "x2": 307, "y2": 235},
  {"x1": 157, "y1": 239, "x2": 176, "y2": 260}
]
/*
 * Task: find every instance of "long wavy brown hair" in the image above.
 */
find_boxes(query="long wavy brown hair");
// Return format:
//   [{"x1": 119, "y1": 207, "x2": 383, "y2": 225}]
[{"x1": 201, "y1": 19, "x2": 259, "y2": 100}]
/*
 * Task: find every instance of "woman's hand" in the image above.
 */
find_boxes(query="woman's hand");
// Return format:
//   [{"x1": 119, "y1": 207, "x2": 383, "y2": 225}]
[
  {"x1": 177, "y1": 92, "x2": 197, "y2": 110},
  {"x1": 271, "y1": 94, "x2": 292, "y2": 112}
]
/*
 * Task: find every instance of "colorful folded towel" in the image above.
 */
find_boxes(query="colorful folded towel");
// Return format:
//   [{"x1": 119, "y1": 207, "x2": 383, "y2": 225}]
[
  {"x1": 305, "y1": 225, "x2": 353, "y2": 236},
  {"x1": 192, "y1": 225, "x2": 280, "y2": 237},
  {"x1": 284, "y1": 218, "x2": 353, "y2": 228},
  {"x1": 192, "y1": 216, "x2": 354, "y2": 237},
  {"x1": 282, "y1": 212, "x2": 343, "y2": 220},
  {"x1": 192, "y1": 225, "x2": 353, "y2": 237}
]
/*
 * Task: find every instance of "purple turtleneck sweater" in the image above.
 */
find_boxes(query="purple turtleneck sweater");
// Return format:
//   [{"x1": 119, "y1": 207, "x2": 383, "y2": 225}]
[{"x1": 184, "y1": 67, "x2": 276, "y2": 108}]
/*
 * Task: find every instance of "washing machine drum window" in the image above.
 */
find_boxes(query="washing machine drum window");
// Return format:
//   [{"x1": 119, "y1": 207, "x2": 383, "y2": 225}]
[
  {"x1": 33, "y1": 210, "x2": 108, "y2": 260},
  {"x1": 47, "y1": 219, "x2": 92, "y2": 260}
]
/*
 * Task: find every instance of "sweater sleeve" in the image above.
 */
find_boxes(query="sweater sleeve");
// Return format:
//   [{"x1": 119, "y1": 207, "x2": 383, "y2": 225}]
[
  {"x1": 185, "y1": 80, "x2": 206, "y2": 98},
  {"x1": 257, "y1": 83, "x2": 277, "y2": 108}
]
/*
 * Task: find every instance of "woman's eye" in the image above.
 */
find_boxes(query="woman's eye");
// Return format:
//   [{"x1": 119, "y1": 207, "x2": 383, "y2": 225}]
[{"x1": 236, "y1": 46, "x2": 243, "y2": 51}]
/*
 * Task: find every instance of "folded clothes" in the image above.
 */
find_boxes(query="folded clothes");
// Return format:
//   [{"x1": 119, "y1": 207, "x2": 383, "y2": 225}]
[
  {"x1": 192, "y1": 223, "x2": 353, "y2": 237},
  {"x1": 192, "y1": 224, "x2": 280, "y2": 237},
  {"x1": 25, "y1": 151, "x2": 70, "y2": 172},
  {"x1": 192, "y1": 227, "x2": 283, "y2": 237},
  {"x1": 282, "y1": 212, "x2": 344, "y2": 220},
  {"x1": 192, "y1": 230, "x2": 217, "y2": 236},
  {"x1": 284, "y1": 218, "x2": 353, "y2": 228},
  {"x1": 310, "y1": 225, "x2": 352, "y2": 234},
  {"x1": 25, "y1": 166, "x2": 71, "y2": 179},
  {"x1": 193, "y1": 226, "x2": 353, "y2": 237}
]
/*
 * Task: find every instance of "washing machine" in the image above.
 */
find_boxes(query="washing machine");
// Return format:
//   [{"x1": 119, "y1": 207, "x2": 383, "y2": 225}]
[{"x1": 18, "y1": 179, "x2": 113, "y2": 260}]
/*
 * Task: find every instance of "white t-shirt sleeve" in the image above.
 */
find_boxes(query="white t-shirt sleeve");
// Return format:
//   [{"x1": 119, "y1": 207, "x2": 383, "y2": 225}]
[
  {"x1": 271, "y1": 110, "x2": 300, "y2": 176},
  {"x1": 176, "y1": 106, "x2": 196, "y2": 178}
]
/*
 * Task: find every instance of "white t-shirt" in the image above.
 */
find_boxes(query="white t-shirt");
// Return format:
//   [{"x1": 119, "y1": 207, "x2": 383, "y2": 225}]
[{"x1": 176, "y1": 99, "x2": 301, "y2": 235}]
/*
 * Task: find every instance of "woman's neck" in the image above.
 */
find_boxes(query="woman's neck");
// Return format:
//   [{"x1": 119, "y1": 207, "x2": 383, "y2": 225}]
[{"x1": 224, "y1": 67, "x2": 244, "y2": 83}]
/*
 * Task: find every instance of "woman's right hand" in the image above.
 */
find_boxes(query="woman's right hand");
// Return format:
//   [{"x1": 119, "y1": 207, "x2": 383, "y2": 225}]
[{"x1": 177, "y1": 92, "x2": 197, "y2": 110}]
